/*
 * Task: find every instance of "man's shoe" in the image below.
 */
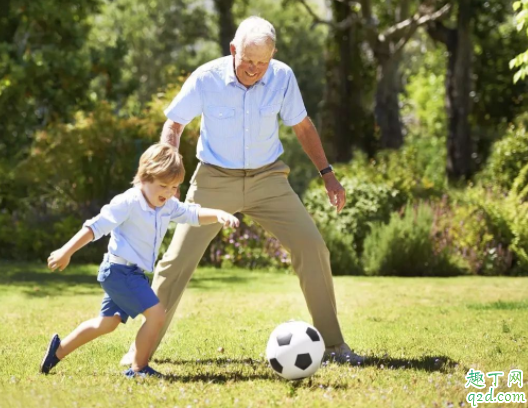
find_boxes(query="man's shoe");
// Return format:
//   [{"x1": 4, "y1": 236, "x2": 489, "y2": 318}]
[
  {"x1": 40, "y1": 334, "x2": 61, "y2": 374},
  {"x1": 123, "y1": 365, "x2": 164, "y2": 379},
  {"x1": 324, "y1": 343, "x2": 365, "y2": 365}
]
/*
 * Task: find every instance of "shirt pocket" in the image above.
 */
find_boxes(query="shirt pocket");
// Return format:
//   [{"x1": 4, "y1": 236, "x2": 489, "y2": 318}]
[
  {"x1": 205, "y1": 105, "x2": 236, "y2": 137},
  {"x1": 258, "y1": 103, "x2": 281, "y2": 140}
]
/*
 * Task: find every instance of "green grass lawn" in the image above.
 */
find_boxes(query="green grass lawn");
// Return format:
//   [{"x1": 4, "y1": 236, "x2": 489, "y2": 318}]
[{"x1": 0, "y1": 262, "x2": 527, "y2": 408}]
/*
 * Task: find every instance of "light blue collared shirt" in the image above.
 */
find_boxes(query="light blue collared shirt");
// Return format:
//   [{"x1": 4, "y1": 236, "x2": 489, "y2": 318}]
[
  {"x1": 84, "y1": 187, "x2": 201, "y2": 272},
  {"x1": 164, "y1": 56, "x2": 307, "y2": 169}
]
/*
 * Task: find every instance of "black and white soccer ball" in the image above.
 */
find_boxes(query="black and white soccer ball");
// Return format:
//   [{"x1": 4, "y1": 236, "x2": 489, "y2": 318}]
[{"x1": 266, "y1": 320, "x2": 325, "y2": 380}]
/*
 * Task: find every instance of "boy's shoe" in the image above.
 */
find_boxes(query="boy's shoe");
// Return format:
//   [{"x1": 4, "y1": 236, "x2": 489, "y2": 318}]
[
  {"x1": 40, "y1": 334, "x2": 61, "y2": 374},
  {"x1": 323, "y1": 343, "x2": 365, "y2": 365},
  {"x1": 123, "y1": 365, "x2": 164, "y2": 379}
]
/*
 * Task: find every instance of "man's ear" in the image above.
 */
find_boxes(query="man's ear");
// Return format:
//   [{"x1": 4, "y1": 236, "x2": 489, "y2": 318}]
[{"x1": 230, "y1": 43, "x2": 236, "y2": 57}]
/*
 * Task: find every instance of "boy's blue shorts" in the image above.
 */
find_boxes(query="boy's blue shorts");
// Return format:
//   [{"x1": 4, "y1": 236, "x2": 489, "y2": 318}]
[{"x1": 97, "y1": 256, "x2": 159, "y2": 324}]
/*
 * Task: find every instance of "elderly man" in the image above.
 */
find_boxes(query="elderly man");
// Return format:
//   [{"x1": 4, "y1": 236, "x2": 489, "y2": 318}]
[{"x1": 121, "y1": 16, "x2": 363, "y2": 365}]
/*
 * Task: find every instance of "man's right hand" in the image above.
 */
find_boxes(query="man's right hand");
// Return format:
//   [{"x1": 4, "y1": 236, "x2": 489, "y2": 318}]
[{"x1": 161, "y1": 119, "x2": 185, "y2": 149}]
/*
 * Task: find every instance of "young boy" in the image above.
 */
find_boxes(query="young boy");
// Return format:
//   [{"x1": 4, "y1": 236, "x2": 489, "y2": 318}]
[{"x1": 40, "y1": 143, "x2": 239, "y2": 378}]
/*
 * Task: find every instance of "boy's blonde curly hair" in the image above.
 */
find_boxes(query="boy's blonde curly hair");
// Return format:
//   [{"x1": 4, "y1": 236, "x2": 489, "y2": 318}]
[{"x1": 133, "y1": 143, "x2": 185, "y2": 186}]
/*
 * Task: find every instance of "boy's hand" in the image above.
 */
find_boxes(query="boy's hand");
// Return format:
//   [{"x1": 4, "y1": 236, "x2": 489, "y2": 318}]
[
  {"x1": 217, "y1": 211, "x2": 240, "y2": 228},
  {"x1": 48, "y1": 249, "x2": 71, "y2": 272}
]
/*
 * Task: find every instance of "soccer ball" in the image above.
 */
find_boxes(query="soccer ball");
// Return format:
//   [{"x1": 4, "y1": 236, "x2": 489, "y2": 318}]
[{"x1": 266, "y1": 320, "x2": 325, "y2": 380}]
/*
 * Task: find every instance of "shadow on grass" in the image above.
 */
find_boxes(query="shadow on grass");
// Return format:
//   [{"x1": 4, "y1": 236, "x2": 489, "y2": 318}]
[
  {"x1": 466, "y1": 300, "x2": 528, "y2": 310},
  {"x1": 361, "y1": 355, "x2": 461, "y2": 373},
  {"x1": 155, "y1": 354, "x2": 461, "y2": 382},
  {"x1": 0, "y1": 268, "x2": 100, "y2": 297},
  {"x1": 0, "y1": 262, "x2": 258, "y2": 297}
]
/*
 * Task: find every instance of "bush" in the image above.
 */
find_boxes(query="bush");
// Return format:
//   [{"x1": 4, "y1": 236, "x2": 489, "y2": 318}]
[
  {"x1": 479, "y1": 112, "x2": 528, "y2": 191},
  {"x1": 435, "y1": 165, "x2": 528, "y2": 276},
  {"x1": 159, "y1": 214, "x2": 291, "y2": 270},
  {"x1": 304, "y1": 175, "x2": 402, "y2": 275},
  {"x1": 362, "y1": 202, "x2": 461, "y2": 277},
  {"x1": 464, "y1": 168, "x2": 528, "y2": 275},
  {"x1": 431, "y1": 198, "x2": 512, "y2": 276},
  {"x1": 2, "y1": 81, "x2": 202, "y2": 263}
]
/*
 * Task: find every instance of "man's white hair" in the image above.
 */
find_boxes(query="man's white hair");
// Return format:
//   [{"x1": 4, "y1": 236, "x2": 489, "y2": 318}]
[{"x1": 232, "y1": 16, "x2": 276, "y2": 51}]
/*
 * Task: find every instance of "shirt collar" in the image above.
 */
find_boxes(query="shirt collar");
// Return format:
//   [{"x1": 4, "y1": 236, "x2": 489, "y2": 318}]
[
  {"x1": 134, "y1": 186, "x2": 156, "y2": 212},
  {"x1": 225, "y1": 56, "x2": 272, "y2": 88}
]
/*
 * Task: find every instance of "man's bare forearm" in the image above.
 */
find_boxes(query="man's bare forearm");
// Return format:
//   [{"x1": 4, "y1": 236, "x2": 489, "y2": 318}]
[
  {"x1": 161, "y1": 119, "x2": 185, "y2": 149},
  {"x1": 292, "y1": 116, "x2": 330, "y2": 171}
]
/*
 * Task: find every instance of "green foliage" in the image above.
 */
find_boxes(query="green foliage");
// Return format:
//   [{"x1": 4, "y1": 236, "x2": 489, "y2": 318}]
[
  {"x1": 208, "y1": 216, "x2": 290, "y2": 270},
  {"x1": 279, "y1": 125, "x2": 317, "y2": 195},
  {"x1": 158, "y1": 215, "x2": 291, "y2": 271},
  {"x1": 433, "y1": 198, "x2": 512, "y2": 276},
  {"x1": 511, "y1": 0, "x2": 528, "y2": 82},
  {"x1": 338, "y1": 139, "x2": 447, "y2": 202},
  {"x1": 479, "y1": 112, "x2": 528, "y2": 190},
  {"x1": 402, "y1": 33, "x2": 447, "y2": 140},
  {"x1": 448, "y1": 171, "x2": 528, "y2": 275},
  {"x1": 362, "y1": 202, "x2": 460, "y2": 277},
  {"x1": 473, "y1": 5, "x2": 528, "y2": 167},
  {"x1": 87, "y1": 0, "x2": 218, "y2": 108},
  {"x1": 0, "y1": 0, "x2": 101, "y2": 158},
  {"x1": 304, "y1": 174, "x2": 401, "y2": 275},
  {"x1": 0, "y1": 82, "x2": 201, "y2": 262}
]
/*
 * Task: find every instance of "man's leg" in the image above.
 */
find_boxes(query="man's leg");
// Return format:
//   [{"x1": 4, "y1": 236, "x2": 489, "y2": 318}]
[{"x1": 243, "y1": 161, "x2": 344, "y2": 348}]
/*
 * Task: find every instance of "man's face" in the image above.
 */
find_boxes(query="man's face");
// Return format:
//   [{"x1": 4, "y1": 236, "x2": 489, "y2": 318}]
[{"x1": 230, "y1": 41, "x2": 275, "y2": 87}]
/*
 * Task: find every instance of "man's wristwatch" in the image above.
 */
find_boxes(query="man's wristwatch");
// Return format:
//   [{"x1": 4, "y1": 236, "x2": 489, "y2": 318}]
[{"x1": 319, "y1": 165, "x2": 334, "y2": 177}]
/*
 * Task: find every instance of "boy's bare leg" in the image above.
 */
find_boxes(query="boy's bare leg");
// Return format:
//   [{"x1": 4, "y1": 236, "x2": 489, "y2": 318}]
[
  {"x1": 56, "y1": 315, "x2": 122, "y2": 360},
  {"x1": 131, "y1": 303, "x2": 165, "y2": 371}
]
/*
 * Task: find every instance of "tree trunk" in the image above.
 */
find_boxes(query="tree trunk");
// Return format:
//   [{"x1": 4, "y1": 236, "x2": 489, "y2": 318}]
[
  {"x1": 428, "y1": 1, "x2": 473, "y2": 180},
  {"x1": 447, "y1": 0, "x2": 472, "y2": 180},
  {"x1": 213, "y1": 0, "x2": 237, "y2": 56},
  {"x1": 321, "y1": 1, "x2": 369, "y2": 163},
  {"x1": 375, "y1": 50, "x2": 404, "y2": 149}
]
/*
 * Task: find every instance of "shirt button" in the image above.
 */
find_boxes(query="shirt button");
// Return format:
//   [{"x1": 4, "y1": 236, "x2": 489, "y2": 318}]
[
  {"x1": 246, "y1": 128, "x2": 249, "y2": 131},
  {"x1": 246, "y1": 111, "x2": 249, "y2": 114},
  {"x1": 246, "y1": 146, "x2": 249, "y2": 150}
]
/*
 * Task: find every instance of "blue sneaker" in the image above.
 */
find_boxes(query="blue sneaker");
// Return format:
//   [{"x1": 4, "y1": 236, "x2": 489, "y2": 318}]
[
  {"x1": 40, "y1": 334, "x2": 61, "y2": 374},
  {"x1": 123, "y1": 365, "x2": 164, "y2": 379}
]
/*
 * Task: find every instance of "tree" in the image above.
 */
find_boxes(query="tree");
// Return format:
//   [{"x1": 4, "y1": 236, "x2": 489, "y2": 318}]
[
  {"x1": 87, "y1": 0, "x2": 217, "y2": 108},
  {"x1": 299, "y1": 0, "x2": 375, "y2": 162},
  {"x1": 0, "y1": 0, "x2": 101, "y2": 159},
  {"x1": 360, "y1": 0, "x2": 450, "y2": 149},
  {"x1": 427, "y1": 0, "x2": 473, "y2": 180},
  {"x1": 299, "y1": 0, "x2": 450, "y2": 161},
  {"x1": 510, "y1": 0, "x2": 528, "y2": 82},
  {"x1": 214, "y1": 0, "x2": 238, "y2": 56}
]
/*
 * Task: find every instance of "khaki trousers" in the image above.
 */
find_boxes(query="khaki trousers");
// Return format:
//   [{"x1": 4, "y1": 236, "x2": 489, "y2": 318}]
[{"x1": 150, "y1": 160, "x2": 344, "y2": 355}]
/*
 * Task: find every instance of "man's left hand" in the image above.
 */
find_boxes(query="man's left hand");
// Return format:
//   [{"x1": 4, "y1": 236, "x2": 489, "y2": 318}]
[{"x1": 323, "y1": 173, "x2": 346, "y2": 213}]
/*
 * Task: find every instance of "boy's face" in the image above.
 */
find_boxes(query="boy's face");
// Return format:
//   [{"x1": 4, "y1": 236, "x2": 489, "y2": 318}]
[{"x1": 141, "y1": 178, "x2": 180, "y2": 209}]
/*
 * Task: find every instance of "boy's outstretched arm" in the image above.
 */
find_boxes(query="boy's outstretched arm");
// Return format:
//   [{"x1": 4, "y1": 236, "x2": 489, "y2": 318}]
[
  {"x1": 48, "y1": 227, "x2": 95, "y2": 272},
  {"x1": 198, "y1": 209, "x2": 240, "y2": 228}
]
